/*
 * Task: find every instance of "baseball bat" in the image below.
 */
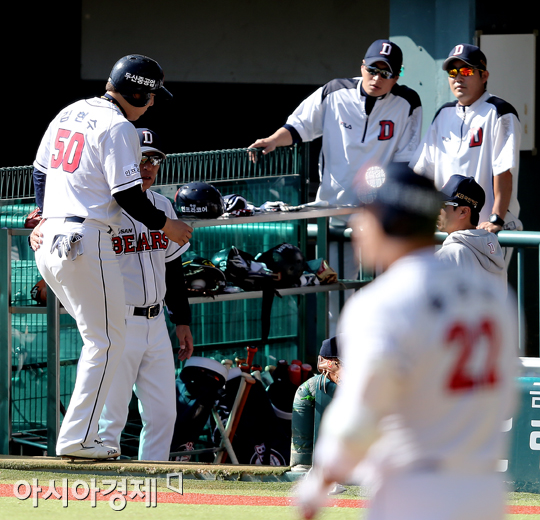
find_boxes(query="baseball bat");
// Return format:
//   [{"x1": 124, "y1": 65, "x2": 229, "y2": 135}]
[
  {"x1": 235, "y1": 356, "x2": 246, "y2": 367},
  {"x1": 301, "y1": 363, "x2": 312, "y2": 382},
  {"x1": 220, "y1": 373, "x2": 256, "y2": 464},
  {"x1": 246, "y1": 346, "x2": 258, "y2": 367},
  {"x1": 288, "y1": 363, "x2": 302, "y2": 386}
]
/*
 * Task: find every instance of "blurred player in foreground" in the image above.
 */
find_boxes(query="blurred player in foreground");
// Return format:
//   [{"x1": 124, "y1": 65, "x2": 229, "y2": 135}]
[
  {"x1": 98, "y1": 128, "x2": 194, "y2": 461},
  {"x1": 296, "y1": 164, "x2": 518, "y2": 520}
]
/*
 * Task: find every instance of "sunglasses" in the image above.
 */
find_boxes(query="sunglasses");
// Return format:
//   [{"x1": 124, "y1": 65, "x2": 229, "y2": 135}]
[
  {"x1": 442, "y1": 201, "x2": 459, "y2": 208},
  {"x1": 447, "y1": 67, "x2": 482, "y2": 78},
  {"x1": 364, "y1": 65, "x2": 394, "y2": 79},
  {"x1": 141, "y1": 155, "x2": 163, "y2": 166}
]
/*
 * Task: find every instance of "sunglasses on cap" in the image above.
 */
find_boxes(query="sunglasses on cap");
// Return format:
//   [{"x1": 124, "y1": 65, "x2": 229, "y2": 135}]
[
  {"x1": 441, "y1": 201, "x2": 459, "y2": 208},
  {"x1": 364, "y1": 65, "x2": 394, "y2": 79},
  {"x1": 140, "y1": 155, "x2": 163, "y2": 166},
  {"x1": 447, "y1": 67, "x2": 483, "y2": 78}
]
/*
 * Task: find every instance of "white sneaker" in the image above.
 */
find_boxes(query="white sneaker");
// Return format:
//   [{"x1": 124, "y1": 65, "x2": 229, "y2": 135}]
[
  {"x1": 61, "y1": 442, "x2": 120, "y2": 460},
  {"x1": 328, "y1": 483, "x2": 347, "y2": 495}
]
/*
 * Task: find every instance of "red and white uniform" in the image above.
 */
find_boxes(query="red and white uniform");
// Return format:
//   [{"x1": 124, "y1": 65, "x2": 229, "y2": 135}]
[
  {"x1": 99, "y1": 190, "x2": 189, "y2": 461},
  {"x1": 410, "y1": 91, "x2": 521, "y2": 225},
  {"x1": 315, "y1": 249, "x2": 518, "y2": 520},
  {"x1": 33, "y1": 97, "x2": 142, "y2": 455},
  {"x1": 285, "y1": 77, "x2": 422, "y2": 207}
]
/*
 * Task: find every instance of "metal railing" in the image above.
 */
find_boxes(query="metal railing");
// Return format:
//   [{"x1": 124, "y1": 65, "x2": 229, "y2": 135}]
[
  {"x1": 0, "y1": 145, "x2": 311, "y2": 456},
  {"x1": 0, "y1": 146, "x2": 308, "y2": 201},
  {"x1": 308, "y1": 226, "x2": 540, "y2": 357}
]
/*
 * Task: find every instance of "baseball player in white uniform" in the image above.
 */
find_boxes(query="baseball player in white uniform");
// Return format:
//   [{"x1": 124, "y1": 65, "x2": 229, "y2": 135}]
[
  {"x1": 436, "y1": 174, "x2": 507, "y2": 291},
  {"x1": 98, "y1": 128, "x2": 194, "y2": 461},
  {"x1": 30, "y1": 55, "x2": 192, "y2": 459},
  {"x1": 296, "y1": 164, "x2": 518, "y2": 520},
  {"x1": 249, "y1": 39, "x2": 422, "y2": 333},
  {"x1": 410, "y1": 43, "x2": 521, "y2": 266}
]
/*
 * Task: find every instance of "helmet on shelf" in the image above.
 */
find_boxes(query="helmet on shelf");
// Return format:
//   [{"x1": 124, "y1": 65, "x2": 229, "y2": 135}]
[{"x1": 174, "y1": 182, "x2": 225, "y2": 219}]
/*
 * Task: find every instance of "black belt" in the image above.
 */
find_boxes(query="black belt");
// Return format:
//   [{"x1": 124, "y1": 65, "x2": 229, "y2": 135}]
[
  {"x1": 65, "y1": 216, "x2": 85, "y2": 223},
  {"x1": 133, "y1": 303, "x2": 161, "y2": 319}
]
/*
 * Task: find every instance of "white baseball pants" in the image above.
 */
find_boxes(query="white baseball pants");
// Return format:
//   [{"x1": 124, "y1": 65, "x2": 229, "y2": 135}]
[
  {"x1": 99, "y1": 309, "x2": 177, "y2": 461},
  {"x1": 35, "y1": 217, "x2": 126, "y2": 455}
]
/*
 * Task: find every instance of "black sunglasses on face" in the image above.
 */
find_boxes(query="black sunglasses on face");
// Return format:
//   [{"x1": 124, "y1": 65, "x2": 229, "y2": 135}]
[
  {"x1": 364, "y1": 65, "x2": 394, "y2": 79},
  {"x1": 141, "y1": 155, "x2": 163, "y2": 166}
]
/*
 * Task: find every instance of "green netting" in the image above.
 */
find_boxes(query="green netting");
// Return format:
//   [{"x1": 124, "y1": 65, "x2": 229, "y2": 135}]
[{"x1": 3, "y1": 145, "x2": 309, "y2": 443}]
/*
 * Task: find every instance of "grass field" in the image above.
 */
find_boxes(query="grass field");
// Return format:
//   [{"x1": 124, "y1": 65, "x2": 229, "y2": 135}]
[{"x1": 1, "y1": 468, "x2": 540, "y2": 519}]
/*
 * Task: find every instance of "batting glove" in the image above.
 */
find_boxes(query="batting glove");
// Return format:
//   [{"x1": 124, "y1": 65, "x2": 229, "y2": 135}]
[{"x1": 51, "y1": 232, "x2": 84, "y2": 260}]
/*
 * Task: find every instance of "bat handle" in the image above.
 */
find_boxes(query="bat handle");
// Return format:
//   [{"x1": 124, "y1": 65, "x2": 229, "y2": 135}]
[{"x1": 246, "y1": 346, "x2": 258, "y2": 367}]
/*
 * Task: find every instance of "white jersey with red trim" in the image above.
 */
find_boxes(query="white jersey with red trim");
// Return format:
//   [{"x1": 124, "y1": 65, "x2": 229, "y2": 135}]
[
  {"x1": 316, "y1": 249, "x2": 517, "y2": 485},
  {"x1": 285, "y1": 77, "x2": 422, "y2": 207},
  {"x1": 410, "y1": 90, "x2": 521, "y2": 224},
  {"x1": 112, "y1": 190, "x2": 189, "y2": 307},
  {"x1": 33, "y1": 97, "x2": 142, "y2": 228}
]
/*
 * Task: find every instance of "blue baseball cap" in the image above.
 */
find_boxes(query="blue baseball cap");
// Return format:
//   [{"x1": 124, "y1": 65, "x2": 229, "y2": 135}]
[
  {"x1": 137, "y1": 128, "x2": 166, "y2": 160},
  {"x1": 442, "y1": 44, "x2": 487, "y2": 71},
  {"x1": 364, "y1": 39, "x2": 403, "y2": 77}
]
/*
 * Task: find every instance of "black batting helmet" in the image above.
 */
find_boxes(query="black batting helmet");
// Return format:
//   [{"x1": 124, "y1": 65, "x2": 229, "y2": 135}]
[
  {"x1": 108, "y1": 54, "x2": 173, "y2": 108},
  {"x1": 174, "y1": 182, "x2": 225, "y2": 219},
  {"x1": 355, "y1": 162, "x2": 441, "y2": 237},
  {"x1": 257, "y1": 243, "x2": 306, "y2": 288}
]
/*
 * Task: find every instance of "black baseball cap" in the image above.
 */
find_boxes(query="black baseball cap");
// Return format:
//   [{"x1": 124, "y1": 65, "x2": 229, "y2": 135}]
[
  {"x1": 363, "y1": 39, "x2": 403, "y2": 77},
  {"x1": 440, "y1": 174, "x2": 485, "y2": 213},
  {"x1": 137, "y1": 128, "x2": 166, "y2": 160},
  {"x1": 319, "y1": 336, "x2": 339, "y2": 358},
  {"x1": 442, "y1": 44, "x2": 487, "y2": 71}
]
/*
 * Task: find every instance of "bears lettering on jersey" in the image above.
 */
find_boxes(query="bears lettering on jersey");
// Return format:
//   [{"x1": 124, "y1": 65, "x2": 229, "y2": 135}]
[{"x1": 112, "y1": 230, "x2": 169, "y2": 254}]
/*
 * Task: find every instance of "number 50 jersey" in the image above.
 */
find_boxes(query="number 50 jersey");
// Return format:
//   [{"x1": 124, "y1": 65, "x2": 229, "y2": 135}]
[{"x1": 33, "y1": 97, "x2": 143, "y2": 229}]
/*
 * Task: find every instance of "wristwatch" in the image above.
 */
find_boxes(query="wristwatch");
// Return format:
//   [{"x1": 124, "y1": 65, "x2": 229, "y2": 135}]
[{"x1": 489, "y1": 213, "x2": 505, "y2": 227}]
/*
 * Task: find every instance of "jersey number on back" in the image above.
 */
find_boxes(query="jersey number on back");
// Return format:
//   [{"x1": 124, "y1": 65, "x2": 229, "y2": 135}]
[
  {"x1": 50, "y1": 128, "x2": 85, "y2": 173},
  {"x1": 445, "y1": 319, "x2": 499, "y2": 391}
]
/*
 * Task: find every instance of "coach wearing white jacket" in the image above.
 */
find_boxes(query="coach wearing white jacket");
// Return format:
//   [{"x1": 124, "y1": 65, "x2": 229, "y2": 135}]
[{"x1": 436, "y1": 174, "x2": 506, "y2": 291}]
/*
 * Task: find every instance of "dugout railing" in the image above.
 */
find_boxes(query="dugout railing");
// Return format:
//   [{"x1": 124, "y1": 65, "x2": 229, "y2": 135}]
[
  {"x1": 1, "y1": 145, "x2": 339, "y2": 457},
  {"x1": 1, "y1": 148, "x2": 535, "y2": 459}
]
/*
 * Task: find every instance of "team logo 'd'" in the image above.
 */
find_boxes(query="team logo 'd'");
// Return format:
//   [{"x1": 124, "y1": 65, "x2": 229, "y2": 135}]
[
  {"x1": 378, "y1": 120, "x2": 395, "y2": 141},
  {"x1": 469, "y1": 127, "x2": 483, "y2": 148}
]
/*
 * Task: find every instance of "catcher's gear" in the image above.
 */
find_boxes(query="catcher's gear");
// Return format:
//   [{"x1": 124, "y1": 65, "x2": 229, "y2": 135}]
[
  {"x1": 174, "y1": 182, "x2": 224, "y2": 219},
  {"x1": 182, "y1": 256, "x2": 226, "y2": 296},
  {"x1": 30, "y1": 278, "x2": 47, "y2": 305},
  {"x1": 108, "y1": 54, "x2": 172, "y2": 108},
  {"x1": 257, "y1": 243, "x2": 307, "y2": 288},
  {"x1": 50, "y1": 232, "x2": 84, "y2": 260}
]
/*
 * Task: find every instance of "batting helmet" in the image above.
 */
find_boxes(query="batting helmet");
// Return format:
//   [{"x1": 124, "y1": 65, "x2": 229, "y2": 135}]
[
  {"x1": 355, "y1": 162, "x2": 441, "y2": 237},
  {"x1": 180, "y1": 357, "x2": 228, "y2": 400},
  {"x1": 212, "y1": 246, "x2": 274, "y2": 291},
  {"x1": 108, "y1": 54, "x2": 173, "y2": 108},
  {"x1": 182, "y1": 256, "x2": 227, "y2": 295},
  {"x1": 257, "y1": 243, "x2": 306, "y2": 288},
  {"x1": 174, "y1": 182, "x2": 225, "y2": 219}
]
